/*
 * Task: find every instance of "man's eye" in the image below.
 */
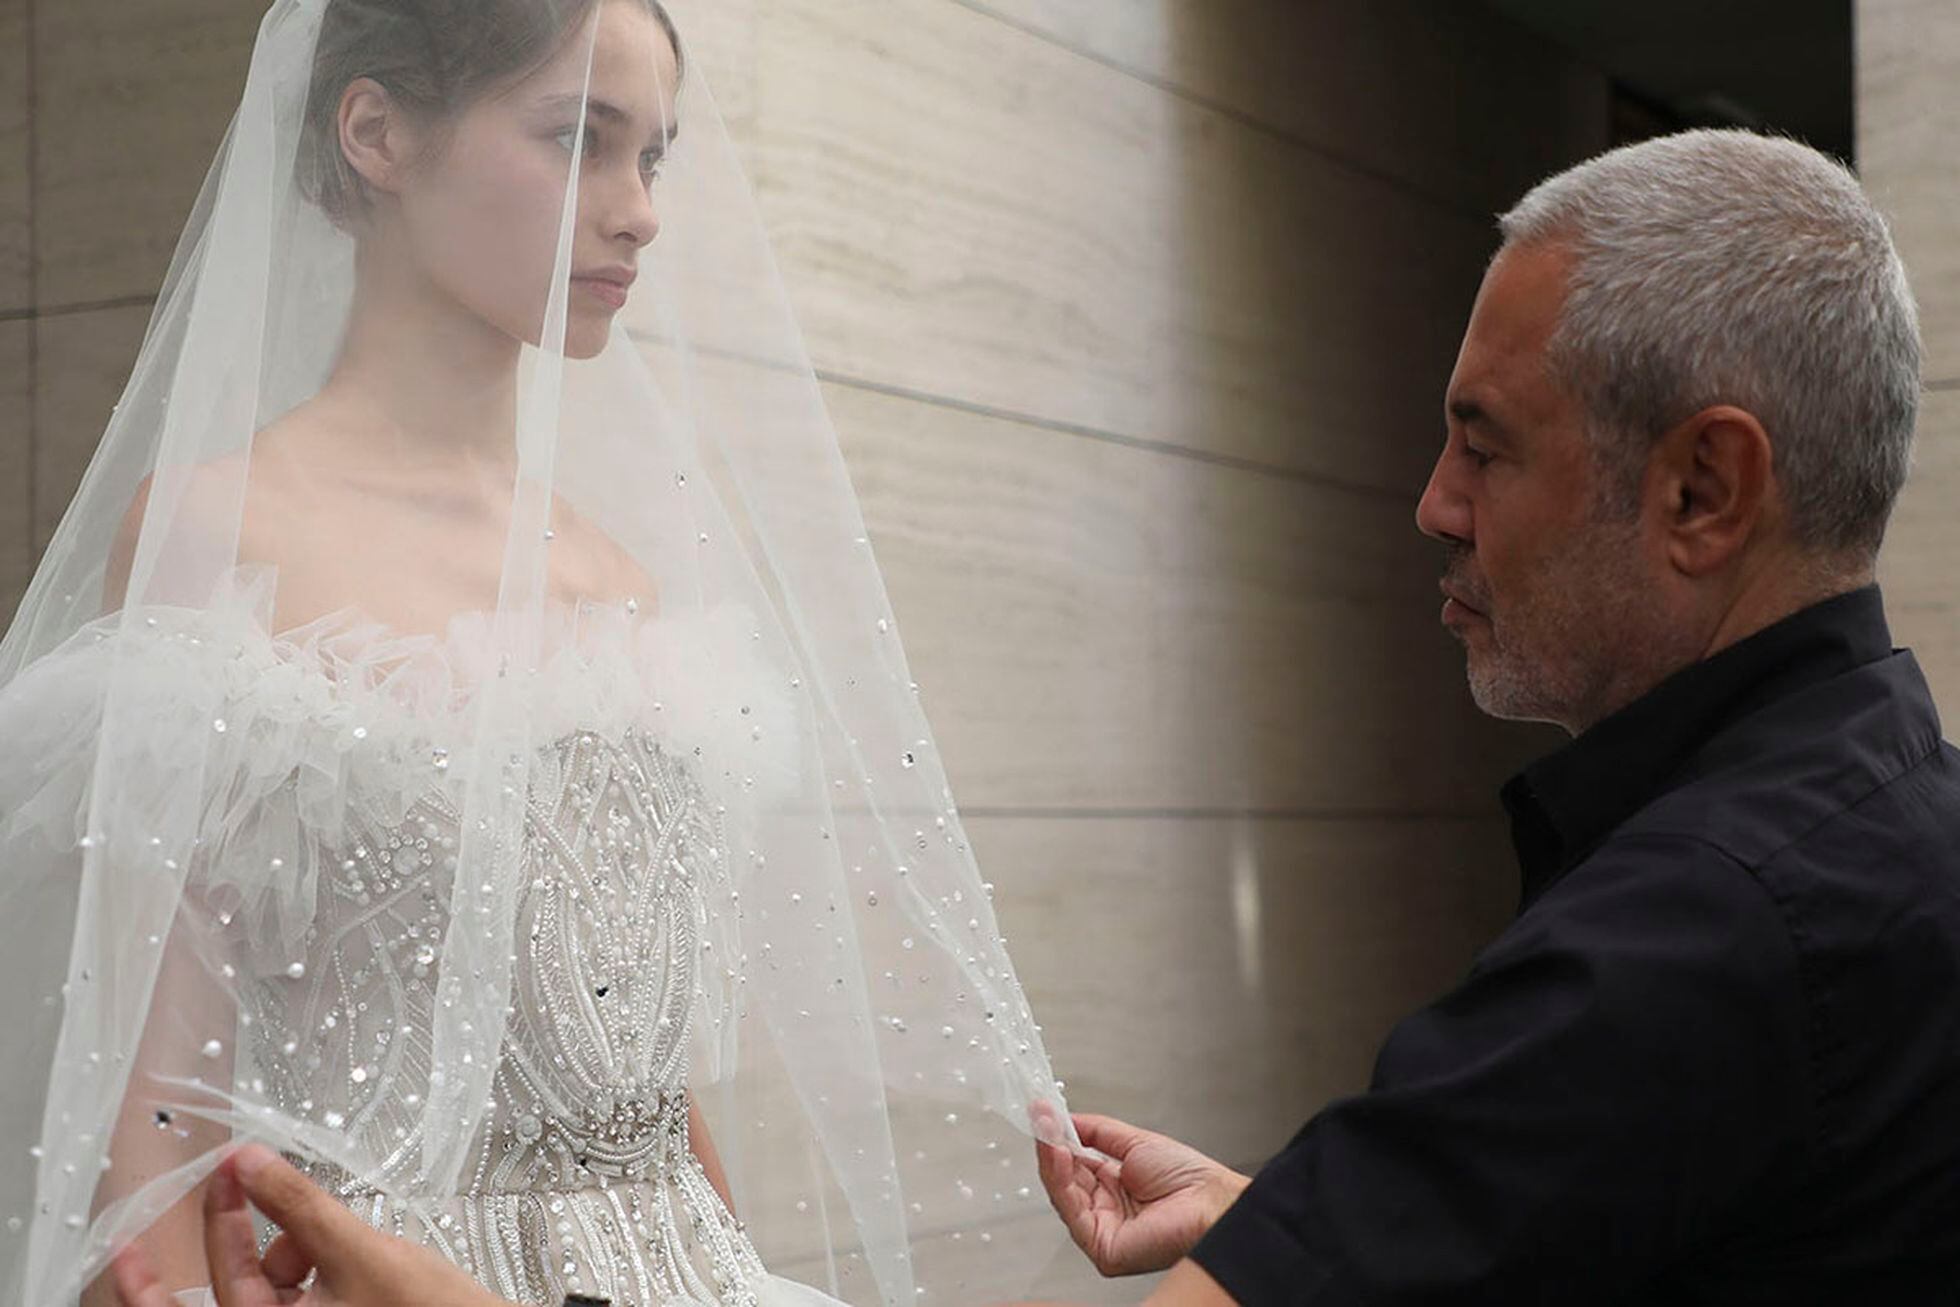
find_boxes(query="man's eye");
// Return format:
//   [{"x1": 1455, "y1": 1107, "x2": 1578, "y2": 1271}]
[{"x1": 1464, "y1": 443, "x2": 1494, "y2": 468}]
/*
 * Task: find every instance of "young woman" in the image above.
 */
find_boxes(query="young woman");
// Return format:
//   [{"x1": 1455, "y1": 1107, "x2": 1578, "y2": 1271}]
[{"x1": 0, "y1": 3, "x2": 1075, "y2": 1303}]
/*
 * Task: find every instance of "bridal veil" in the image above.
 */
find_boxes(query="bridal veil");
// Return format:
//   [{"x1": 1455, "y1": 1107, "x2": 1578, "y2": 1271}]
[{"x1": 0, "y1": 2, "x2": 1075, "y2": 1301}]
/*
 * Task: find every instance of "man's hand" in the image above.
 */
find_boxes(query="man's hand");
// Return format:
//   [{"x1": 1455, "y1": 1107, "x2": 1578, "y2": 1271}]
[
  {"x1": 1035, "y1": 1110, "x2": 1251, "y2": 1277},
  {"x1": 110, "y1": 1144, "x2": 514, "y2": 1307}
]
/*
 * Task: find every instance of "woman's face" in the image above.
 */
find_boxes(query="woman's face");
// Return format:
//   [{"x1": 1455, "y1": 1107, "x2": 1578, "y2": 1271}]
[{"x1": 391, "y1": 1, "x2": 680, "y2": 360}]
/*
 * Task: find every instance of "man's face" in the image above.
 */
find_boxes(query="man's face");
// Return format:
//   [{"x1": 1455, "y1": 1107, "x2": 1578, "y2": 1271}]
[{"x1": 1416, "y1": 242, "x2": 1661, "y2": 732}]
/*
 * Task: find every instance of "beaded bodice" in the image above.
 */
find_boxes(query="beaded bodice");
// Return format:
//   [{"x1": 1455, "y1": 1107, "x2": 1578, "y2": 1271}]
[
  {"x1": 246, "y1": 725, "x2": 723, "y2": 1186},
  {"x1": 242, "y1": 724, "x2": 767, "y2": 1304}
]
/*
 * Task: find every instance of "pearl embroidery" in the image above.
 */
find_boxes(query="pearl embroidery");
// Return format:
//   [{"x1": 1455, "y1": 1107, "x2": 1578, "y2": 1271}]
[{"x1": 247, "y1": 727, "x2": 763, "y2": 1306}]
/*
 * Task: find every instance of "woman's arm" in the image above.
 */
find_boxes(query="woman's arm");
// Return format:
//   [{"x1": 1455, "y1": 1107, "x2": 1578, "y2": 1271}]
[
  {"x1": 81, "y1": 483, "x2": 226, "y2": 1306},
  {"x1": 79, "y1": 919, "x2": 235, "y2": 1306},
  {"x1": 688, "y1": 1095, "x2": 736, "y2": 1212}
]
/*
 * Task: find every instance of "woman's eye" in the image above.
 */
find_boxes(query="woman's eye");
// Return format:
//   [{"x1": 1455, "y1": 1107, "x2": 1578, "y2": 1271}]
[
  {"x1": 554, "y1": 126, "x2": 600, "y2": 156},
  {"x1": 639, "y1": 151, "x2": 665, "y2": 182}
]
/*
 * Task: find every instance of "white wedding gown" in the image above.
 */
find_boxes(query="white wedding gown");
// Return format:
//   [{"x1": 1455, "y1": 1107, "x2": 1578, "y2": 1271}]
[
  {"x1": 7, "y1": 584, "x2": 845, "y2": 1307},
  {"x1": 256, "y1": 721, "x2": 798, "y2": 1307},
  {"x1": 264, "y1": 725, "x2": 799, "y2": 1307}
]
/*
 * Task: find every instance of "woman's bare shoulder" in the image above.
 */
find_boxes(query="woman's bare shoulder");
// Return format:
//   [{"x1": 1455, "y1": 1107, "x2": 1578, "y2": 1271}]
[
  {"x1": 105, "y1": 403, "x2": 342, "y2": 612},
  {"x1": 548, "y1": 493, "x2": 662, "y2": 611},
  {"x1": 105, "y1": 450, "x2": 257, "y2": 608}
]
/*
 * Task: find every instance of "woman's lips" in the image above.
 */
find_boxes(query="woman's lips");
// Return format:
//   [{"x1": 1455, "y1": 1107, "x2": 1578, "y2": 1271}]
[{"x1": 573, "y1": 276, "x2": 629, "y2": 309}]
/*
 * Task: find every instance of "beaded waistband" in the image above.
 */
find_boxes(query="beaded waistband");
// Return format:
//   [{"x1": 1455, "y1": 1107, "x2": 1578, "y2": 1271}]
[{"x1": 288, "y1": 1087, "x2": 692, "y2": 1197}]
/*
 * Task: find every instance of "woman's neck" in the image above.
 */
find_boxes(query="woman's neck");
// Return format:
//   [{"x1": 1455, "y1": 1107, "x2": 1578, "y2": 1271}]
[{"x1": 318, "y1": 239, "x2": 524, "y2": 482}]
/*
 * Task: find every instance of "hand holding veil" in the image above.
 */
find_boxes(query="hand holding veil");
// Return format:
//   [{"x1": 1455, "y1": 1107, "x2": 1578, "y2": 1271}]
[{"x1": 0, "y1": 2, "x2": 1077, "y2": 1302}]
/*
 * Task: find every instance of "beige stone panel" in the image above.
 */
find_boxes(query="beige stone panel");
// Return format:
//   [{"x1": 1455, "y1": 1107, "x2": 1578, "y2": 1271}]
[
  {"x1": 34, "y1": 0, "x2": 259, "y2": 307},
  {"x1": 735, "y1": 810, "x2": 1517, "y2": 1302},
  {"x1": 1858, "y1": 0, "x2": 1960, "y2": 384},
  {"x1": 763, "y1": 1206, "x2": 1138, "y2": 1306},
  {"x1": 966, "y1": 0, "x2": 1610, "y2": 216},
  {"x1": 1881, "y1": 388, "x2": 1960, "y2": 713},
  {"x1": 666, "y1": 0, "x2": 758, "y2": 141},
  {"x1": 32, "y1": 304, "x2": 149, "y2": 552},
  {"x1": 973, "y1": 811, "x2": 1517, "y2": 1171},
  {"x1": 698, "y1": 1077, "x2": 1122, "y2": 1303},
  {"x1": 0, "y1": 0, "x2": 27, "y2": 311},
  {"x1": 829, "y1": 378, "x2": 1551, "y2": 815},
  {"x1": 0, "y1": 320, "x2": 30, "y2": 623},
  {"x1": 741, "y1": 0, "x2": 1498, "y2": 493}
]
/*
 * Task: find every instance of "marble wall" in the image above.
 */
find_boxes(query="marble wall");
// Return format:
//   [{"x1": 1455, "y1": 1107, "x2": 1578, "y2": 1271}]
[
  {"x1": 0, "y1": 0, "x2": 1607, "y2": 1297},
  {"x1": 649, "y1": 0, "x2": 1597, "y2": 1198},
  {"x1": 1860, "y1": 0, "x2": 1960, "y2": 710}
]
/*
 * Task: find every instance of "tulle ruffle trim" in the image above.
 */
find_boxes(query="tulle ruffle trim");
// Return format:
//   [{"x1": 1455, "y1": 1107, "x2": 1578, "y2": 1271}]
[{"x1": 0, "y1": 567, "x2": 801, "y2": 955}]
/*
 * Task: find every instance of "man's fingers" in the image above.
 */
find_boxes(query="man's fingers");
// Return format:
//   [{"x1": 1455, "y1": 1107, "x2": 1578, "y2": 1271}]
[
  {"x1": 204, "y1": 1159, "x2": 276, "y2": 1307},
  {"x1": 1028, "y1": 1098, "x2": 1062, "y2": 1143},
  {"x1": 1036, "y1": 1137, "x2": 1070, "y2": 1201},
  {"x1": 109, "y1": 1245, "x2": 174, "y2": 1307},
  {"x1": 231, "y1": 1143, "x2": 354, "y2": 1265},
  {"x1": 259, "y1": 1230, "x2": 315, "y2": 1291},
  {"x1": 1071, "y1": 1113, "x2": 1153, "y2": 1161},
  {"x1": 1038, "y1": 1143, "x2": 1104, "y2": 1261}
]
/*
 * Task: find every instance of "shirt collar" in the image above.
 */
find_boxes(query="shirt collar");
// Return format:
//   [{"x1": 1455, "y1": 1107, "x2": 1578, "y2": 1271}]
[{"x1": 1500, "y1": 585, "x2": 1895, "y2": 908}]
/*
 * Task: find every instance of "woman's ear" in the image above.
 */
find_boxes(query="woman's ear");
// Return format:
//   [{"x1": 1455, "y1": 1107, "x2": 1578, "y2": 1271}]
[
  {"x1": 1650, "y1": 405, "x2": 1778, "y2": 578},
  {"x1": 337, "y1": 77, "x2": 411, "y2": 202}
]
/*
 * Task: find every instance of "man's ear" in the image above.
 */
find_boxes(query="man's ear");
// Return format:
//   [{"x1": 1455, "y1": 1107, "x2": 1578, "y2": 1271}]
[
  {"x1": 1647, "y1": 405, "x2": 1777, "y2": 578},
  {"x1": 337, "y1": 77, "x2": 413, "y2": 201}
]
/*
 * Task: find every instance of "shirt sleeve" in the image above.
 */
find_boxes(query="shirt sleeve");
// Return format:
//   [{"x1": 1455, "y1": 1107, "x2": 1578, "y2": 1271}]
[{"x1": 1189, "y1": 835, "x2": 1810, "y2": 1305}]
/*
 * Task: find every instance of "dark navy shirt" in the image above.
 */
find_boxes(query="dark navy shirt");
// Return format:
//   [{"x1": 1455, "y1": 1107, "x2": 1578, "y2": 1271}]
[{"x1": 1191, "y1": 587, "x2": 1960, "y2": 1303}]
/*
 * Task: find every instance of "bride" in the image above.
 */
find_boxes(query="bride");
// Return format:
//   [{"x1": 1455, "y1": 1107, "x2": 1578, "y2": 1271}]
[{"x1": 0, "y1": 2, "x2": 1076, "y2": 1304}]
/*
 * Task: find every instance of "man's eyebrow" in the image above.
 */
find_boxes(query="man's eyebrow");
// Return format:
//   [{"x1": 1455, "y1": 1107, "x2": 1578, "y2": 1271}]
[{"x1": 1448, "y1": 398, "x2": 1508, "y2": 434}]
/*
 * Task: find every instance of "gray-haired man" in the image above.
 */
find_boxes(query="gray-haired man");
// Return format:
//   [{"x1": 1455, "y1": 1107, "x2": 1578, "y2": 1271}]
[{"x1": 1038, "y1": 128, "x2": 1960, "y2": 1304}]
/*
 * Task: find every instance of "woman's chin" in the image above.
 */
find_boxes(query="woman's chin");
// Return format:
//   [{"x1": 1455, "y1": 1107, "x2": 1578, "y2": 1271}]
[
  {"x1": 499, "y1": 295, "x2": 617, "y2": 359},
  {"x1": 521, "y1": 323, "x2": 612, "y2": 361}
]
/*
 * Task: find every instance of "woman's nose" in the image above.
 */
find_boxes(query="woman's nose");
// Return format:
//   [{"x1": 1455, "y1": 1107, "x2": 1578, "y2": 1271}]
[{"x1": 615, "y1": 184, "x2": 660, "y2": 248}]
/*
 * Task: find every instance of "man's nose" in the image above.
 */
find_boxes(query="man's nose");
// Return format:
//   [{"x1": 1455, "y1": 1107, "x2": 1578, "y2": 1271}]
[{"x1": 1415, "y1": 454, "x2": 1471, "y2": 545}]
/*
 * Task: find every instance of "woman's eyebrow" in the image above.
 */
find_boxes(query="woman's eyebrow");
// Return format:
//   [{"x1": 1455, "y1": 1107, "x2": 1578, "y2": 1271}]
[
  {"x1": 536, "y1": 92, "x2": 681, "y2": 145},
  {"x1": 537, "y1": 92, "x2": 626, "y2": 122}
]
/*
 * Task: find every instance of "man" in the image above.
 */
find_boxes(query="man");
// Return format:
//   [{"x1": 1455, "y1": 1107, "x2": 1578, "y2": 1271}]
[
  {"x1": 110, "y1": 1146, "x2": 512, "y2": 1307},
  {"x1": 119, "y1": 126, "x2": 1954, "y2": 1306},
  {"x1": 1038, "y1": 127, "x2": 1954, "y2": 1303}
]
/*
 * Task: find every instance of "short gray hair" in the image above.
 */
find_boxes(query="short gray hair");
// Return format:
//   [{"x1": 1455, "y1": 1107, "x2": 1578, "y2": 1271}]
[{"x1": 1499, "y1": 128, "x2": 1922, "y2": 559}]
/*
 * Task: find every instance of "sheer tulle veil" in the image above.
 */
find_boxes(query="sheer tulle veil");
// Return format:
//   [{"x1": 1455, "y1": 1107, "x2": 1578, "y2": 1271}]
[{"x1": 0, "y1": 1, "x2": 1077, "y2": 1302}]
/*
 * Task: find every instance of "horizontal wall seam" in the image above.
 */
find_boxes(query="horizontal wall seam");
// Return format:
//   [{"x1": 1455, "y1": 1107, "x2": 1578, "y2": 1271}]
[
  {"x1": 817, "y1": 367, "x2": 1421, "y2": 501},
  {"x1": 944, "y1": 0, "x2": 1497, "y2": 225},
  {"x1": 5, "y1": 293, "x2": 157, "y2": 322},
  {"x1": 956, "y1": 805, "x2": 1498, "y2": 822}
]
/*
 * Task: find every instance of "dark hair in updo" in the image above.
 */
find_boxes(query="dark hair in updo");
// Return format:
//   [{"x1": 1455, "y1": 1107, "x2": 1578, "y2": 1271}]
[{"x1": 299, "y1": 0, "x2": 682, "y2": 224}]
